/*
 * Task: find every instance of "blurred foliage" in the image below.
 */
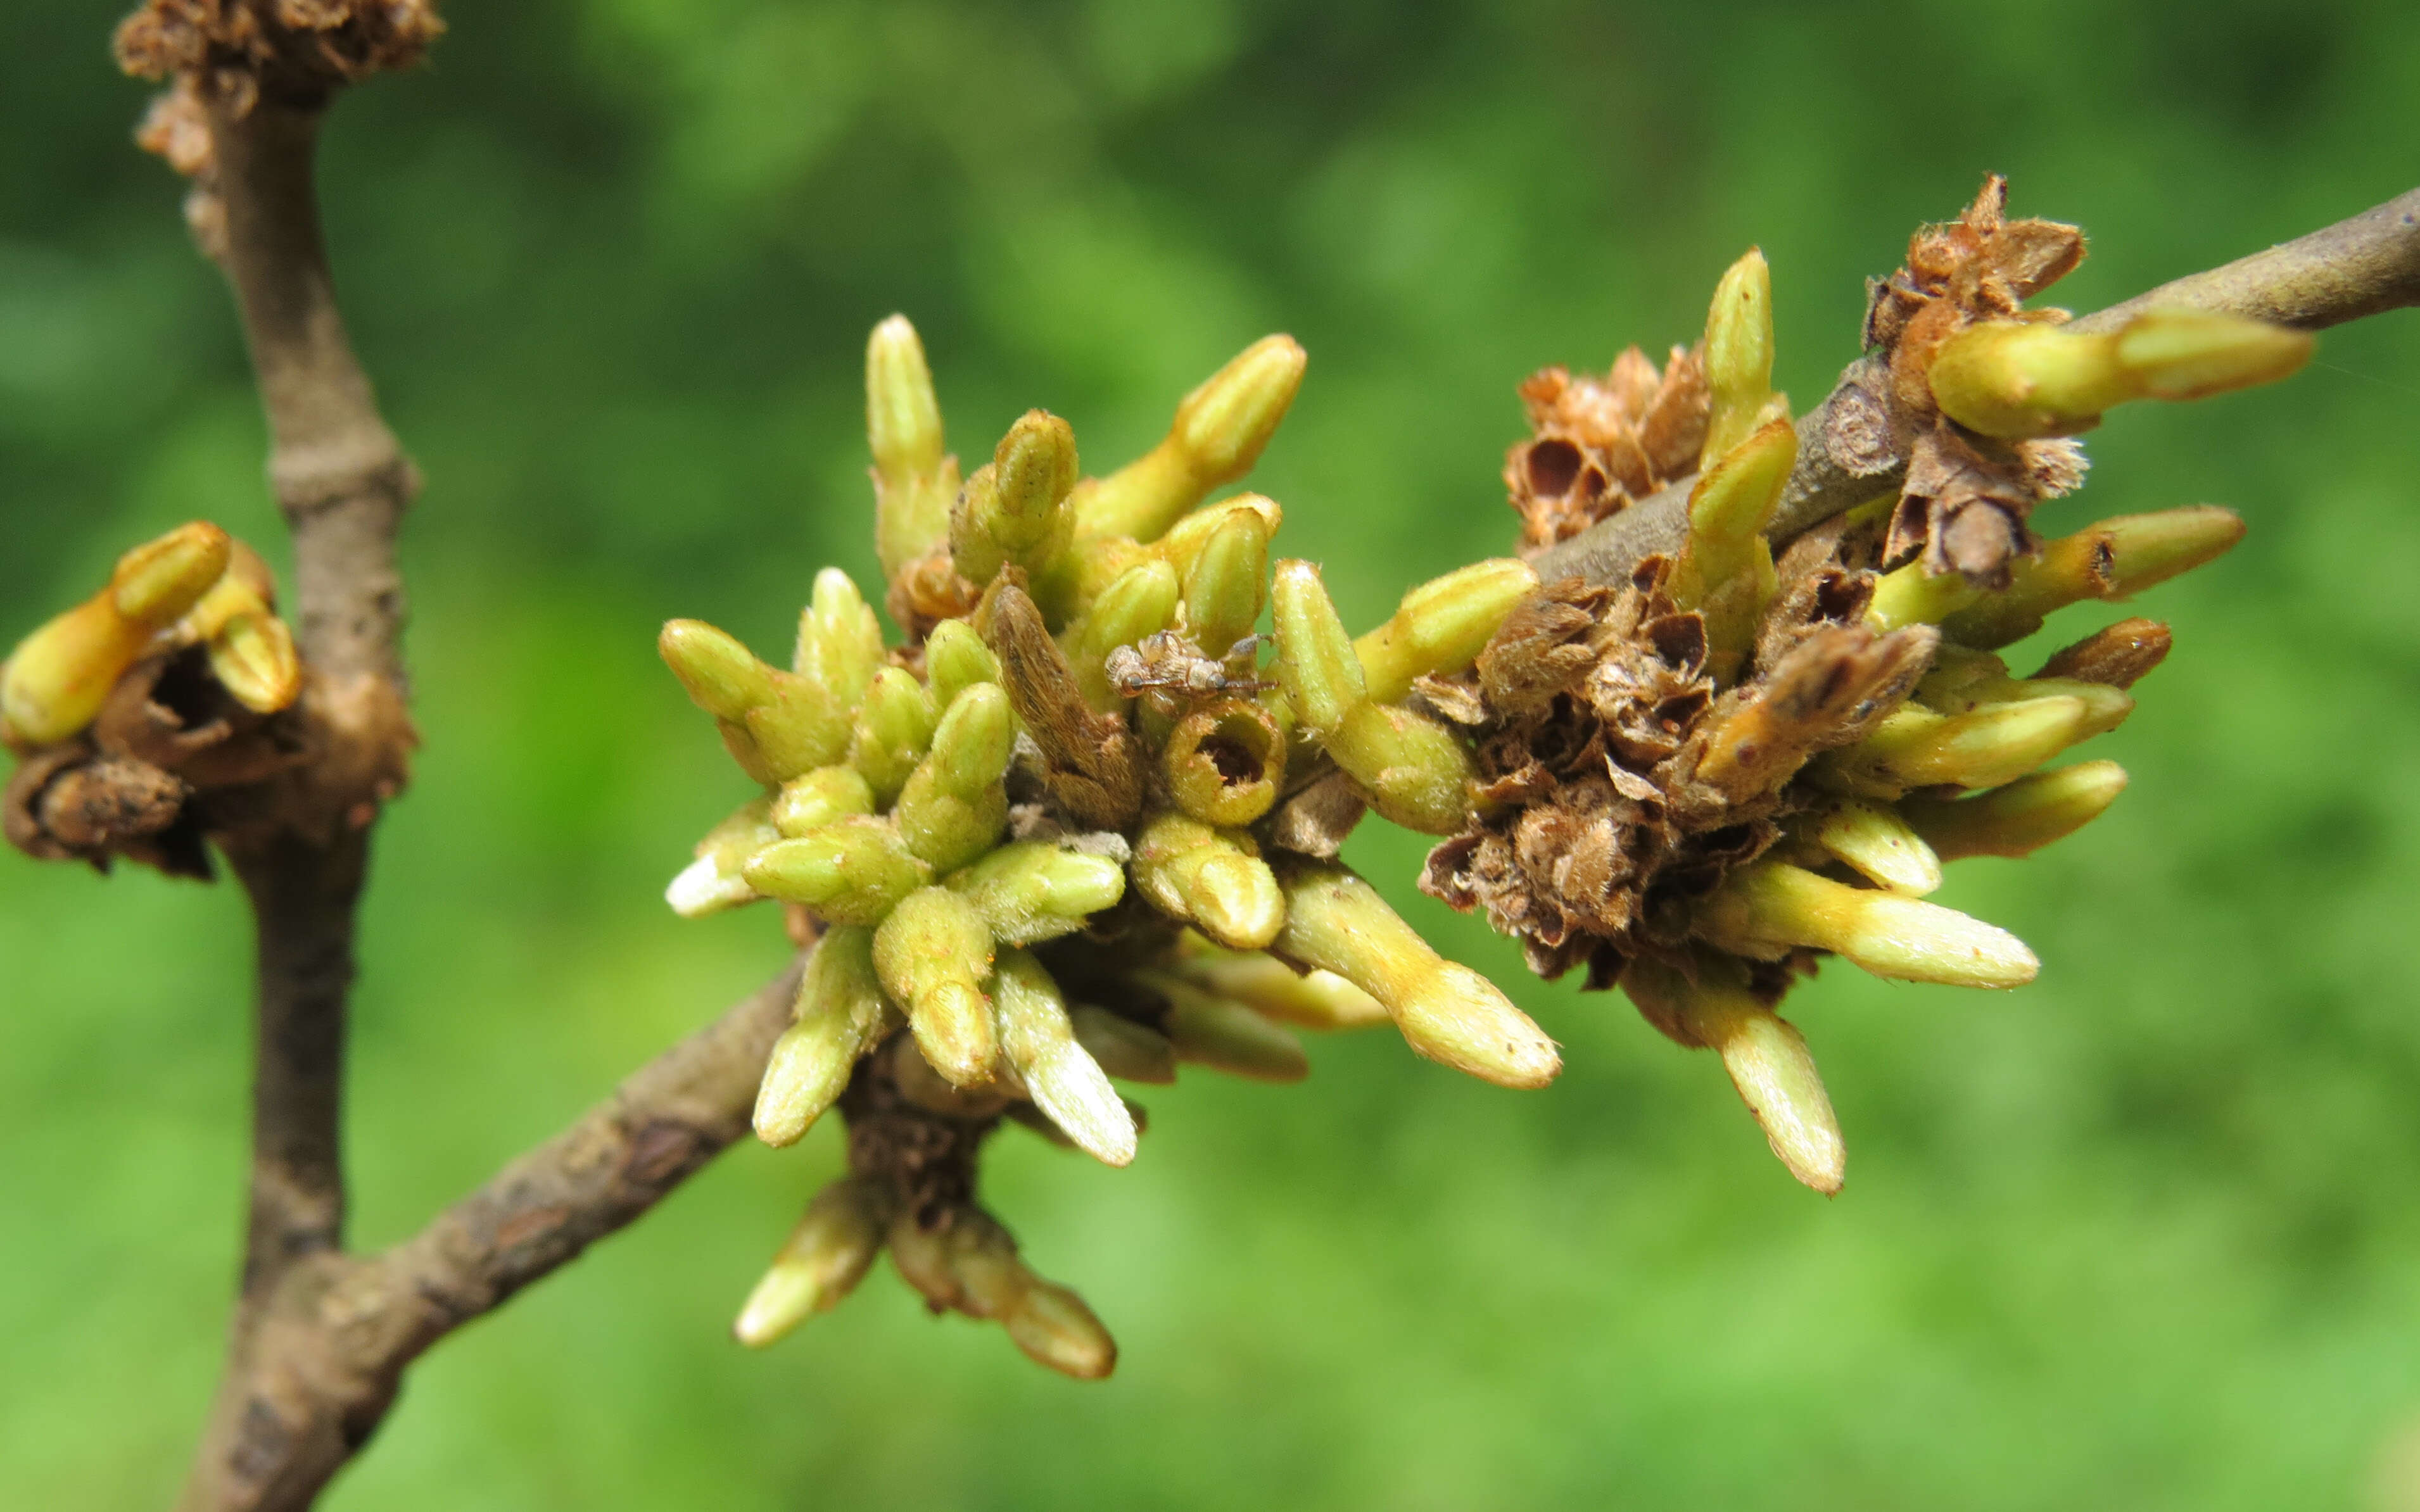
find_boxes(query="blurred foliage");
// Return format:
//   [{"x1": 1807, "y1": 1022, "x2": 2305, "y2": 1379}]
[{"x1": 6, "y1": 0, "x2": 2420, "y2": 1507}]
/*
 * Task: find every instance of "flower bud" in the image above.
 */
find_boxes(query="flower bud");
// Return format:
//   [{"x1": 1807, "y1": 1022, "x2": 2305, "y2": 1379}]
[
  {"x1": 994, "y1": 950, "x2": 1137, "y2": 1166},
  {"x1": 1170, "y1": 943, "x2": 1390, "y2": 1030},
  {"x1": 1003, "y1": 1276, "x2": 1118, "y2": 1380},
  {"x1": 1811, "y1": 799, "x2": 1942, "y2": 896},
  {"x1": 1697, "y1": 861, "x2": 2037, "y2": 988},
  {"x1": 744, "y1": 676, "x2": 856, "y2": 781},
  {"x1": 868, "y1": 315, "x2": 960, "y2": 577},
  {"x1": 1930, "y1": 311, "x2": 2310, "y2": 440},
  {"x1": 1323, "y1": 702, "x2": 1476, "y2": 835},
  {"x1": 1066, "y1": 560, "x2": 1180, "y2": 710},
  {"x1": 1623, "y1": 957, "x2": 1844, "y2": 1195},
  {"x1": 1938, "y1": 507, "x2": 2245, "y2": 648},
  {"x1": 665, "y1": 797, "x2": 781, "y2": 917},
  {"x1": 733, "y1": 1176, "x2": 894, "y2": 1347},
  {"x1": 1701, "y1": 248, "x2": 1777, "y2": 465},
  {"x1": 946, "y1": 839, "x2": 1127, "y2": 945},
  {"x1": 1068, "y1": 1004, "x2": 1178, "y2": 1083},
  {"x1": 1180, "y1": 507, "x2": 1269, "y2": 654},
  {"x1": 1901, "y1": 759, "x2": 2128, "y2": 861},
  {"x1": 1075, "y1": 335, "x2": 1305, "y2": 545},
  {"x1": 743, "y1": 816, "x2": 933, "y2": 926},
  {"x1": 773, "y1": 765, "x2": 877, "y2": 837},
  {"x1": 893, "y1": 683, "x2": 1013, "y2": 872},
  {"x1": 1142, "y1": 972, "x2": 1310, "y2": 1083},
  {"x1": 4, "y1": 522, "x2": 234, "y2": 745},
  {"x1": 1818, "y1": 696, "x2": 2089, "y2": 798},
  {"x1": 952, "y1": 410, "x2": 1079, "y2": 585},
  {"x1": 207, "y1": 611, "x2": 303, "y2": 715},
  {"x1": 849, "y1": 667, "x2": 939, "y2": 804},
  {"x1": 1162, "y1": 698, "x2": 1285, "y2": 828},
  {"x1": 1670, "y1": 417, "x2": 1793, "y2": 661},
  {"x1": 794, "y1": 567, "x2": 885, "y2": 708},
  {"x1": 1271, "y1": 558, "x2": 1365, "y2": 733},
  {"x1": 754, "y1": 926, "x2": 887, "y2": 1147},
  {"x1": 873, "y1": 886, "x2": 999, "y2": 1087},
  {"x1": 1353, "y1": 558, "x2": 1539, "y2": 705},
  {"x1": 923, "y1": 618, "x2": 1001, "y2": 709},
  {"x1": 111, "y1": 520, "x2": 232, "y2": 627},
  {"x1": 1132, "y1": 812, "x2": 1286, "y2": 950},
  {"x1": 1272, "y1": 861, "x2": 1559, "y2": 1088},
  {"x1": 659, "y1": 619, "x2": 777, "y2": 721},
  {"x1": 2113, "y1": 308, "x2": 2313, "y2": 400}
]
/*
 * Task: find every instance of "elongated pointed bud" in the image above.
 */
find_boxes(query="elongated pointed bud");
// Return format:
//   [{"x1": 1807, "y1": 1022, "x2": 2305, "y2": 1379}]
[
  {"x1": 1329, "y1": 701, "x2": 1476, "y2": 835},
  {"x1": 1066, "y1": 559, "x2": 1180, "y2": 710},
  {"x1": 733, "y1": 1176, "x2": 894, "y2": 1347},
  {"x1": 993, "y1": 950, "x2": 1137, "y2": 1166},
  {"x1": 773, "y1": 765, "x2": 876, "y2": 837},
  {"x1": 893, "y1": 683, "x2": 1013, "y2": 872},
  {"x1": 1813, "y1": 800, "x2": 1942, "y2": 895},
  {"x1": 1354, "y1": 558, "x2": 1539, "y2": 705},
  {"x1": 1271, "y1": 558, "x2": 1365, "y2": 733},
  {"x1": 1698, "y1": 861, "x2": 2037, "y2": 987},
  {"x1": 1004, "y1": 1276, "x2": 1118, "y2": 1380},
  {"x1": 1143, "y1": 973, "x2": 1310, "y2": 1082},
  {"x1": 947, "y1": 839, "x2": 1127, "y2": 945},
  {"x1": 1068, "y1": 1004, "x2": 1178, "y2": 1083},
  {"x1": 1163, "y1": 698, "x2": 1285, "y2": 827},
  {"x1": 660, "y1": 619, "x2": 778, "y2": 721},
  {"x1": 869, "y1": 316, "x2": 960, "y2": 577},
  {"x1": 1902, "y1": 760, "x2": 2128, "y2": 861},
  {"x1": 923, "y1": 618, "x2": 1001, "y2": 709},
  {"x1": 744, "y1": 675, "x2": 856, "y2": 781},
  {"x1": 1931, "y1": 672, "x2": 2134, "y2": 741},
  {"x1": 1671, "y1": 417, "x2": 1793, "y2": 662},
  {"x1": 755, "y1": 926, "x2": 887, "y2": 1146},
  {"x1": 1181, "y1": 508, "x2": 1269, "y2": 653},
  {"x1": 1939, "y1": 507, "x2": 2245, "y2": 648},
  {"x1": 666, "y1": 796, "x2": 781, "y2": 917},
  {"x1": 1624, "y1": 957, "x2": 1844, "y2": 1195},
  {"x1": 1273, "y1": 860, "x2": 1559, "y2": 1088},
  {"x1": 1171, "y1": 943, "x2": 1390, "y2": 1030},
  {"x1": 873, "y1": 886, "x2": 998, "y2": 1087},
  {"x1": 743, "y1": 817, "x2": 934, "y2": 926},
  {"x1": 1930, "y1": 311, "x2": 2310, "y2": 440},
  {"x1": 1150, "y1": 495, "x2": 1284, "y2": 583},
  {"x1": 794, "y1": 567, "x2": 885, "y2": 707},
  {"x1": 1132, "y1": 812, "x2": 1286, "y2": 950},
  {"x1": 1818, "y1": 696, "x2": 2088, "y2": 797},
  {"x1": 207, "y1": 611, "x2": 303, "y2": 714},
  {"x1": 2036, "y1": 618, "x2": 2170, "y2": 690},
  {"x1": 1701, "y1": 248, "x2": 1777, "y2": 465},
  {"x1": 1076, "y1": 336, "x2": 1306, "y2": 545},
  {"x1": 953, "y1": 410, "x2": 1079, "y2": 585},
  {"x1": 4, "y1": 522, "x2": 233, "y2": 745},
  {"x1": 849, "y1": 666, "x2": 939, "y2": 803}
]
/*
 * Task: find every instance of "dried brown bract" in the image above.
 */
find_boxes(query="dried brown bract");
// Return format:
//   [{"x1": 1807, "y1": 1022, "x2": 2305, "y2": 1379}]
[
  {"x1": 1505, "y1": 346, "x2": 1709, "y2": 555},
  {"x1": 116, "y1": 1, "x2": 444, "y2": 110}
]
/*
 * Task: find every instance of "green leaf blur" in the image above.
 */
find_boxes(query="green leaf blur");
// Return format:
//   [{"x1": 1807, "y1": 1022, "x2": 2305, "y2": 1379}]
[{"x1": 6, "y1": 1, "x2": 2420, "y2": 1506}]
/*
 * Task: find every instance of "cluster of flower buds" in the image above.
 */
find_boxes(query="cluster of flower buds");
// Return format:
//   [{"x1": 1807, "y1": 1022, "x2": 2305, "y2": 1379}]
[
  {"x1": 1424, "y1": 180, "x2": 2302, "y2": 1195},
  {"x1": 3, "y1": 521, "x2": 305, "y2": 876},
  {"x1": 664, "y1": 318, "x2": 1557, "y2": 1376}
]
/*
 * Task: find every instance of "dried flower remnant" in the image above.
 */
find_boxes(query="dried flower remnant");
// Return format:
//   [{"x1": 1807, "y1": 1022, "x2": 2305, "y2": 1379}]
[
  {"x1": 1429, "y1": 198, "x2": 2295, "y2": 1194},
  {"x1": 664, "y1": 318, "x2": 1553, "y2": 1377}
]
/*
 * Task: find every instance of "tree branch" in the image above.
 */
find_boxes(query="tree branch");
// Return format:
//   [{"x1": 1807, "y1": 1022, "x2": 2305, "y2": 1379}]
[{"x1": 1530, "y1": 184, "x2": 2420, "y2": 589}]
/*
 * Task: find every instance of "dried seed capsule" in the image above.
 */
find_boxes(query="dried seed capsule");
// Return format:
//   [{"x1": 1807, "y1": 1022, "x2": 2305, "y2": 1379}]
[
  {"x1": 1068, "y1": 1004, "x2": 1178, "y2": 1083},
  {"x1": 1623, "y1": 957, "x2": 1844, "y2": 1195},
  {"x1": 1697, "y1": 861, "x2": 2037, "y2": 988},
  {"x1": 953, "y1": 410, "x2": 1080, "y2": 585},
  {"x1": 794, "y1": 567, "x2": 885, "y2": 709},
  {"x1": 1272, "y1": 860, "x2": 1559, "y2": 1089},
  {"x1": 993, "y1": 950, "x2": 1137, "y2": 1166},
  {"x1": 868, "y1": 315, "x2": 959, "y2": 577},
  {"x1": 1180, "y1": 507, "x2": 1270, "y2": 654},
  {"x1": 733, "y1": 1176, "x2": 894, "y2": 1347},
  {"x1": 773, "y1": 765, "x2": 877, "y2": 837},
  {"x1": 1131, "y1": 812, "x2": 1286, "y2": 950},
  {"x1": 849, "y1": 667, "x2": 939, "y2": 804},
  {"x1": 873, "y1": 885, "x2": 999, "y2": 1087},
  {"x1": 754, "y1": 926, "x2": 887, "y2": 1147},
  {"x1": 923, "y1": 618, "x2": 1002, "y2": 709},
  {"x1": 1162, "y1": 698, "x2": 1286, "y2": 827},
  {"x1": 1929, "y1": 310, "x2": 2310, "y2": 440},
  {"x1": 893, "y1": 683, "x2": 1014, "y2": 873},
  {"x1": 4, "y1": 521, "x2": 232, "y2": 746},
  {"x1": 1353, "y1": 558, "x2": 1539, "y2": 705},
  {"x1": 946, "y1": 839, "x2": 1127, "y2": 945},
  {"x1": 982, "y1": 581, "x2": 1143, "y2": 829},
  {"x1": 1701, "y1": 248, "x2": 1777, "y2": 466},
  {"x1": 1169, "y1": 942, "x2": 1390, "y2": 1030},
  {"x1": 1811, "y1": 799, "x2": 1943, "y2": 896},
  {"x1": 743, "y1": 816, "x2": 933, "y2": 926},
  {"x1": 1075, "y1": 335, "x2": 1306, "y2": 545},
  {"x1": 1901, "y1": 760, "x2": 2128, "y2": 860},
  {"x1": 1816, "y1": 696, "x2": 2089, "y2": 798},
  {"x1": 665, "y1": 796, "x2": 782, "y2": 917},
  {"x1": 1141, "y1": 972, "x2": 1310, "y2": 1083}
]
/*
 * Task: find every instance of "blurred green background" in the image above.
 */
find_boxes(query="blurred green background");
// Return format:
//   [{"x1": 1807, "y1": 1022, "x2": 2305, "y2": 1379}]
[{"x1": 7, "y1": 1, "x2": 2420, "y2": 1506}]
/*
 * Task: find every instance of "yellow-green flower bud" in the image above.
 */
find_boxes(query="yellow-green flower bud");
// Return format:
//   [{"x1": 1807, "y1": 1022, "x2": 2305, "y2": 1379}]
[
  {"x1": 1170, "y1": 942, "x2": 1390, "y2": 1030},
  {"x1": 1701, "y1": 248, "x2": 1777, "y2": 465},
  {"x1": 3, "y1": 521, "x2": 233, "y2": 745},
  {"x1": 1162, "y1": 698, "x2": 1286, "y2": 827},
  {"x1": 994, "y1": 949, "x2": 1137, "y2": 1166},
  {"x1": 924, "y1": 618, "x2": 1001, "y2": 709},
  {"x1": 1141, "y1": 972, "x2": 1309, "y2": 1083},
  {"x1": 1670, "y1": 417, "x2": 1794, "y2": 665},
  {"x1": 1901, "y1": 759, "x2": 2128, "y2": 861},
  {"x1": 111, "y1": 520, "x2": 233, "y2": 627},
  {"x1": 794, "y1": 567, "x2": 885, "y2": 709},
  {"x1": 1623, "y1": 957, "x2": 1844, "y2": 1195},
  {"x1": 1929, "y1": 310, "x2": 2311, "y2": 440},
  {"x1": 1271, "y1": 558, "x2": 1365, "y2": 733},
  {"x1": 1003, "y1": 1276, "x2": 1118, "y2": 1380},
  {"x1": 873, "y1": 886, "x2": 999, "y2": 1087},
  {"x1": 946, "y1": 839, "x2": 1127, "y2": 945},
  {"x1": 1809, "y1": 799, "x2": 1942, "y2": 896},
  {"x1": 733, "y1": 1176, "x2": 894, "y2": 1347},
  {"x1": 743, "y1": 817, "x2": 934, "y2": 926},
  {"x1": 1180, "y1": 507, "x2": 1269, "y2": 654},
  {"x1": 1353, "y1": 558, "x2": 1539, "y2": 706},
  {"x1": 773, "y1": 765, "x2": 877, "y2": 837},
  {"x1": 868, "y1": 315, "x2": 960, "y2": 577},
  {"x1": 665, "y1": 795, "x2": 782, "y2": 917},
  {"x1": 1066, "y1": 559, "x2": 1181, "y2": 710},
  {"x1": 755, "y1": 926, "x2": 888, "y2": 1147},
  {"x1": 1696, "y1": 861, "x2": 2037, "y2": 988},
  {"x1": 849, "y1": 667, "x2": 939, "y2": 804},
  {"x1": 1324, "y1": 702, "x2": 1476, "y2": 835},
  {"x1": 1937, "y1": 507, "x2": 2246, "y2": 648},
  {"x1": 744, "y1": 676, "x2": 856, "y2": 781},
  {"x1": 1151, "y1": 495, "x2": 1284, "y2": 584},
  {"x1": 1272, "y1": 861, "x2": 1560, "y2": 1089},
  {"x1": 1816, "y1": 696, "x2": 2089, "y2": 798},
  {"x1": 1922, "y1": 668, "x2": 2134, "y2": 742},
  {"x1": 1132, "y1": 811, "x2": 1286, "y2": 950},
  {"x1": 659, "y1": 619, "x2": 778, "y2": 721},
  {"x1": 1068, "y1": 1004, "x2": 1177, "y2": 1084},
  {"x1": 2113, "y1": 308, "x2": 2314, "y2": 399},
  {"x1": 893, "y1": 683, "x2": 1013, "y2": 872},
  {"x1": 207, "y1": 611, "x2": 303, "y2": 715},
  {"x1": 1075, "y1": 335, "x2": 1305, "y2": 545},
  {"x1": 952, "y1": 410, "x2": 1079, "y2": 585}
]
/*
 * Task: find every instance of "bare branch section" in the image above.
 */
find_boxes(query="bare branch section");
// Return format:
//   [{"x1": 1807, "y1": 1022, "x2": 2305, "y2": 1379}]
[{"x1": 1532, "y1": 184, "x2": 2420, "y2": 589}]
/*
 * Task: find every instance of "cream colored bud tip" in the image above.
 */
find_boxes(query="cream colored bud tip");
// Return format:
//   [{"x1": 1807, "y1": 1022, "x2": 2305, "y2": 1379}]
[
  {"x1": 1397, "y1": 962, "x2": 1561, "y2": 1090},
  {"x1": 666, "y1": 855, "x2": 756, "y2": 917}
]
